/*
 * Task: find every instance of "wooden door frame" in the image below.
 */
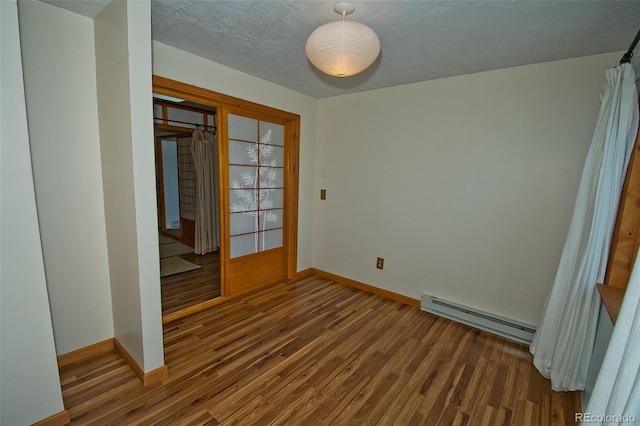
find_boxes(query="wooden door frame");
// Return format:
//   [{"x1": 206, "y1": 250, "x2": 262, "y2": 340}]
[{"x1": 153, "y1": 76, "x2": 300, "y2": 317}]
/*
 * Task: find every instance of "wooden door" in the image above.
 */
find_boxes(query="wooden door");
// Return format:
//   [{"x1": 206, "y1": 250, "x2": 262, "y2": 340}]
[{"x1": 221, "y1": 109, "x2": 293, "y2": 296}]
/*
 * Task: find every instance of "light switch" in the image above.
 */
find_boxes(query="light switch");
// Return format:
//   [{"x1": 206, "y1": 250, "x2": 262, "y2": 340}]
[{"x1": 320, "y1": 189, "x2": 326, "y2": 200}]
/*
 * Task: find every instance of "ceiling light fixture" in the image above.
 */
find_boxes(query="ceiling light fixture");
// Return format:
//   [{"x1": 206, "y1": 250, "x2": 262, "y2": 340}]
[{"x1": 305, "y1": 2, "x2": 380, "y2": 78}]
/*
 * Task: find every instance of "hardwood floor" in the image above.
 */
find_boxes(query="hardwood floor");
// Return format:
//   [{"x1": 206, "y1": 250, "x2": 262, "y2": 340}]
[
  {"x1": 60, "y1": 276, "x2": 577, "y2": 425},
  {"x1": 161, "y1": 250, "x2": 221, "y2": 315}
]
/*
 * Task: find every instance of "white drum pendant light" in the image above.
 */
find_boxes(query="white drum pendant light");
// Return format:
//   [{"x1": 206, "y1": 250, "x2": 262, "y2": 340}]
[{"x1": 305, "y1": 2, "x2": 380, "y2": 77}]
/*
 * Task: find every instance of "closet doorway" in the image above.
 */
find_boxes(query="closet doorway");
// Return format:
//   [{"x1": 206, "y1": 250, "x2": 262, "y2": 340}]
[
  {"x1": 153, "y1": 76, "x2": 300, "y2": 323},
  {"x1": 154, "y1": 95, "x2": 222, "y2": 319}
]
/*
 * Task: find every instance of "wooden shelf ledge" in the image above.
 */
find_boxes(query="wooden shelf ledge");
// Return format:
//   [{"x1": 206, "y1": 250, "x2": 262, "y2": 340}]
[{"x1": 597, "y1": 283, "x2": 625, "y2": 325}]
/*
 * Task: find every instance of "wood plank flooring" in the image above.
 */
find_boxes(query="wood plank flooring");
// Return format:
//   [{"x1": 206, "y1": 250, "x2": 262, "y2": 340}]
[
  {"x1": 161, "y1": 251, "x2": 220, "y2": 315},
  {"x1": 60, "y1": 276, "x2": 577, "y2": 425}
]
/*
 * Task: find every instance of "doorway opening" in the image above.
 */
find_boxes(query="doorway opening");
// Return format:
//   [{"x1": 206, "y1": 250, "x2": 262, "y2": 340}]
[{"x1": 153, "y1": 96, "x2": 222, "y2": 317}]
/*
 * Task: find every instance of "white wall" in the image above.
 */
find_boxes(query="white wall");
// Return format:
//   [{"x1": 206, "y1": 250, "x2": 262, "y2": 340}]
[
  {"x1": 0, "y1": 1, "x2": 65, "y2": 423},
  {"x1": 314, "y1": 52, "x2": 621, "y2": 325},
  {"x1": 18, "y1": 0, "x2": 114, "y2": 355},
  {"x1": 152, "y1": 42, "x2": 317, "y2": 271},
  {"x1": 127, "y1": 0, "x2": 164, "y2": 371},
  {"x1": 95, "y1": 0, "x2": 164, "y2": 372}
]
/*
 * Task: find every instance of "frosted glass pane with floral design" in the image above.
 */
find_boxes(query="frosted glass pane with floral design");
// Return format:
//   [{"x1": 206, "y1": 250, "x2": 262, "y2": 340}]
[
  {"x1": 262, "y1": 209, "x2": 283, "y2": 230},
  {"x1": 229, "y1": 140, "x2": 256, "y2": 165},
  {"x1": 261, "y1": 122, "x2": 284, "y2": 146},
  {"x1": 259, "y1": 145, "x2": 284, "y2": 167},
  {"x1": 260, "y1": 189, "x2": 283, "y2": 209},
  {"x1": 259, "y1": 167, "x2": 283, "y2": 188},
  {"x1": 228, "y1": 115, "x2": 284, "y2": 258},
  {"x1": 230, "y1": 189, "x2": 257, "y2": 212},
  {"x1": 230, "y1": 165, "x2": 258, "y2": 188}
]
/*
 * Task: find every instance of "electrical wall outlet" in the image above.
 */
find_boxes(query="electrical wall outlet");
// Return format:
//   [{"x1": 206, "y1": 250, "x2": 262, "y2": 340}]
[{"x1": 376, "y1": 257, "x2": 384, "y2": 270}]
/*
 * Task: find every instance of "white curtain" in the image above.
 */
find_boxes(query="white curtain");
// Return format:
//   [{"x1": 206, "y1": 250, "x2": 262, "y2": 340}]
[
  {"x1": 530, "y1": 63, "x2": 639, "y2": 391},
  {"x1": 190, "y1": 129, "x2": 219, "y2": 255},
  {"x1": 585, "y1": 255, "x2": 640, "y2": 424}
]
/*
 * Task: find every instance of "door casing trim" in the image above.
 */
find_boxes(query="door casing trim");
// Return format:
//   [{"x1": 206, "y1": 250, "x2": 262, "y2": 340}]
[{"x1": 153, "y1": 75, "x2": 300, "y2": 315}]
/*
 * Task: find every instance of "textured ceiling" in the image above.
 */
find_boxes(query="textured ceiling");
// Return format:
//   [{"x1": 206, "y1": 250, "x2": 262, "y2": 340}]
[{"x1": 42, "y1": 0, "x2": 640, "y2": 99}]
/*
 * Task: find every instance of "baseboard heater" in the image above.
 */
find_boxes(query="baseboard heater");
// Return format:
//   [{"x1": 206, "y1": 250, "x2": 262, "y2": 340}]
[{"x1": 420, "y1": 294, "x2": 536, "y2": 345}]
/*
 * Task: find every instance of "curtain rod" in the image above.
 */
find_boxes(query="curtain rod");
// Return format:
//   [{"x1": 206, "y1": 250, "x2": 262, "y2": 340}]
[
  {"x1": 154, "y1": 117, "x2": 217, "y2": 131},
  {"x1": 620, "y1": 28, "x2": 640, "y2": 64}
]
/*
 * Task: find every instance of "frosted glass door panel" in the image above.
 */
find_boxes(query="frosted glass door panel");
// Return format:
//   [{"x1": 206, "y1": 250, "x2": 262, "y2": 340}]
[
  {"x1": 228, "y1": 114, "x2": 285, "y2": 259},
  {"x1": 230, "y1": 212, "x2": 258, "y2": 235},
  {"x1": 230, "y1": 233, "x2": 258, "y2": 258},
  {"x1": 228, "y1": 114, "x2": 258, "y2": 142},
  {"x1": 263, "y1": 209, "x2": 283, "y2": 230},
  {"x1": 229, "y1": 141, "x2": 258, "y2": 165},
  {"x1": 262, "y1": 230, "x2": 283, "y2": 251},
  {"x1": 229, "y1": 165, "x2": 258, "y2": 188}
]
